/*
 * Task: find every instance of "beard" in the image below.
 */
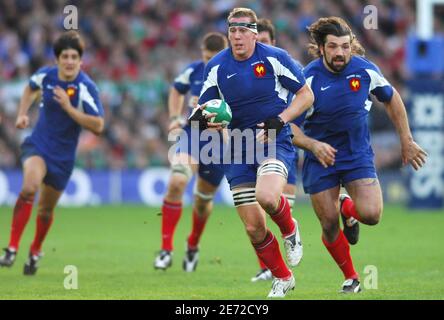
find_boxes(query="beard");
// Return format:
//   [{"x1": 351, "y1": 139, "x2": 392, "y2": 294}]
[{"x1": 325, "y1": 55, "x2": 349, "y2": 73}]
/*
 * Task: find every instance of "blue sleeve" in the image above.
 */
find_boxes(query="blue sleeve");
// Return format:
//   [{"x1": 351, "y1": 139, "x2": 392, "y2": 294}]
[
  {"x1": 198, "y1": 63, "x2": 220, "y2": 105},
  {"x1": 365, "y1": 62, "x2": 394, "y2": 102},
  {"x1": 29, "y1": 66, "x2": 52, "y2": 90},
  {"x1": 80, "y1": 82, "x2": 104, "y2": 117},
  {"x1": 173, "y1": 63, "x2": 196, "y2": 95}
]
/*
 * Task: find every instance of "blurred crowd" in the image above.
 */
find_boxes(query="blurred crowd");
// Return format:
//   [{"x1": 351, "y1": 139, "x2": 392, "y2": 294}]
[{"x1": 1, "y1": 0, "x2": 443, "y2": 171}]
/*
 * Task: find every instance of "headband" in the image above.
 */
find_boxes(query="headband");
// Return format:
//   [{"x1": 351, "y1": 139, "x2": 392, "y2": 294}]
[{"x1": 228, "y1": 22, "x2": 258, "y2": 34}]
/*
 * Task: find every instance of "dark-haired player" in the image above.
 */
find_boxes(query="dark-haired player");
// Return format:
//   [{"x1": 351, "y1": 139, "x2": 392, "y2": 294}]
[
  {"x1": 0, "y1": 31, "x2": 104, "y2": 275},
  {"x1": 299, "y1": 17, "x2": 427, "y2": 292}
]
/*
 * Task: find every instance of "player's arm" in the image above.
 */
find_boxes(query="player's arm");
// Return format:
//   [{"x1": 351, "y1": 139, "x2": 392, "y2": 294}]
[
  {"x1": 290, "y1": 123, "x2": 336, "y2": 168},
  {"x1": 15, "y1": 84, "x2": 41, "y2": 129},
  {"x1": 168, "y1": 87, "x2": 187, "y2": 132},
  {"x1": 279, "y1": 84, "x2": 314, "y2": 123},
  {"x1": 53, "y1": 86, "x2": 104, "y2": 135},
  {"x1": 190, "y1": 64, "x2": 221, "y2": 130},
  {"x1": 257, "y1": 84, "x2": 313, "y2": 143},
  {"x1": 383, "y1": 88, "x2": 428, "y2": 170}
]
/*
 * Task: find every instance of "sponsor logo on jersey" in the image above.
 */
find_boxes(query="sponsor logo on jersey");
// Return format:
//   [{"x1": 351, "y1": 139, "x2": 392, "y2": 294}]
[
  {"x1": 254, "y1": 63, "x2": 266, "y2": 78},
  {"x1": 349, "y1": 78, "x2": 361, "y2": 92}
]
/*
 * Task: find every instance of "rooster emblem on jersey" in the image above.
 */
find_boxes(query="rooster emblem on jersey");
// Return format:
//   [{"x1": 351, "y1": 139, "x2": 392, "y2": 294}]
[
  {"x1": 254, "y1": 63, "x2": 266, "y2": 78},
  {"x1": 349, "y1": 78, "x2": 361, "y2": 92},
  {"x1": 66, "y1": 87, "x2": 76, "y2": 98}
]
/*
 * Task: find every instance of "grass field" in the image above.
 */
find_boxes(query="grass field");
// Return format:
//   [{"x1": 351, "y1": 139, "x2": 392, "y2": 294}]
[{"x1": 0, "y1": 204, "x2": 443, "y2": 300}]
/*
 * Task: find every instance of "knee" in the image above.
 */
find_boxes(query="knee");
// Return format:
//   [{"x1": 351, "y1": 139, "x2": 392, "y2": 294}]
[
  {"x1": 194, "y1": 196, "x2": 212, "y2": 215},
  {"x1": 320, "y1": 216, "x2": 340, "y2": 239},
  {"x1": 21, "y1": 183, "x2": 39, "y2": 200},
  {"x1": 361, "y1": 206, "x2": 382, "y2": 225},
  {"x1": 38, "y1": 207, "x2": 53, "y2": 220},
  {"x1": 245, "y1": 223, "x2": 267, "y2": 244},
  {"x1": 256, "y1": 190, "x2": 279, "y2": 213},
  {"x1": 166, "y1": 176, "x2": 188, "y2": 199}
]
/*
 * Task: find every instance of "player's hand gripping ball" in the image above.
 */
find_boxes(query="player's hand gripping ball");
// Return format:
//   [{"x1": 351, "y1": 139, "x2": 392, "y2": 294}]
[{"x1": 202, "y1": 99, "x2": 232, "y2": 127}]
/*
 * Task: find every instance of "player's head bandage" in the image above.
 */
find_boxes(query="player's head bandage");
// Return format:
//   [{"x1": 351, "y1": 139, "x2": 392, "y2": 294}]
[
  {"x1": 284, "y1": 193, "x2": 296, "y2": 209},
  {"x1": 232, "y1": 188, "x2": 257, "y2": 207},
  {"x1": 228, "y1": 22, "x2": 258, "y2": 34},
  {"x1": 257, "y1": 160, "x2": 288, "y2": 179},
  {"x1": 193, "y1": 184, "x2": 215, "y2": 201},
  {"x1": 171, "y1": 163, "x2": 193, "y2": 180}
]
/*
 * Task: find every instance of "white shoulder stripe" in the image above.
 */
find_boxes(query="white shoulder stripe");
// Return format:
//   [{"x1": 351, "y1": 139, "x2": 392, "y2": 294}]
[
  {"x1": 267, "y1": 57, "x2": 300, "y2": 83},
  {"x1": 365, "y1": 69, "x2": 391, "y2": 92},
  {"x1": 306, "y1": 76, "x2": 314, "y2": 88},
  {"x1": 79, "y1": 83, "x2": 99, "y2": 114},
  {"x1": 304, "y1": 76, "x2": 315, "y2": 118},
  {"x1": 30, "y1": 72, "x2": 47, "y2": 89},
  {"x1": 174, "y1": 67, "x2": 194, "y2": 85},
  {"x1": 200, "y1": 65, "x2": 220, "y2": 97},
  {"x1": 267, "y1": 57, "x2": 299, "y2": 102}
]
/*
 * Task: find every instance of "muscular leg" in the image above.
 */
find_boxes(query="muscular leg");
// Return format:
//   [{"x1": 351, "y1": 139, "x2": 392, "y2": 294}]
[
  {"x1": 235, "y1": 200, "x2": 291, "y2": 280},
  {"x1": 254, "y1": 182, "x2": 298, "y2": 273},
  {"x1": 8, "y1": 156, "x2": 47, "y2": 251},
  {"x1": 164, "y1": 153, "x2": 198, "y2": 203},
  {"x1": 256, "y1": 161, "x2": 303, "y2": 267},
  {"x1": 255, "y1": 172, "x2": 286, "y2": 214},
  {"x1": 343, "y1": 178, "x2": 383, "y2": 225},
  {"x1": 255, "y1": 160, "x2": 295, "y2": 237},
  {"x1": 29, "y1": 183, "x2": 63, "y2": 255},
  {"x1": 186, "y1": 176, "x2": 219, "y2": 249},
  {"x1": 310, "y1": 186, "x2": 341, "y2": 243},
  {"x1": 310, "y1": 186, "x2": 359, "y2": 280},
  {"x1": 159, "y1": 152, "x2": 197, "y2": 252}
]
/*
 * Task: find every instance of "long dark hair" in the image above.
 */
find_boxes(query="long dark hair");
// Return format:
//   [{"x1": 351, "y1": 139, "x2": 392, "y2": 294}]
[{"x1": 307, "y1": 17, "x2": 365, "y2": 58}]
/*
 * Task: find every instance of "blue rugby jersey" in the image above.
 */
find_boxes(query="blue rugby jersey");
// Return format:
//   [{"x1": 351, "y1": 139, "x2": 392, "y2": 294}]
[
  {"x1": 303, "y1": 55, "x2": 394, "y2": 161},
  {"x1": 198, "y1": 42, "x2": 306, "y2": 132},
  {"x1": 27, "y1": 66, "x2": 104, "y2": 165},
  {"x1": 173, "y1": 60, "x2": 205, "y2": 110}
]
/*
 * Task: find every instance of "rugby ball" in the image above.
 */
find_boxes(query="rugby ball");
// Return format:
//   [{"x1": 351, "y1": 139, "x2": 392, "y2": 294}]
[{"x1": 202, "y1": 99, "x2": 232, "y2": 127}]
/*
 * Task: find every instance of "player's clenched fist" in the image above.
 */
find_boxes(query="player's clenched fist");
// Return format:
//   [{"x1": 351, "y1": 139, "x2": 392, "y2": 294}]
[{"x1": 15, "y1": 114, "x2": 30, "y2": 129}]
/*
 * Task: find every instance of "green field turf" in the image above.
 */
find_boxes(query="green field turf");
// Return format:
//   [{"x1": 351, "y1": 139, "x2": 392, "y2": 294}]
[{"x1": 0, "y1": 204, "x2": 443, "y2": 300}]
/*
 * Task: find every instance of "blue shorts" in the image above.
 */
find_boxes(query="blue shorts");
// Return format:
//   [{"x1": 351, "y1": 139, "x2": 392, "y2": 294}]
[
  {"x1": 20, "y1": 139, "x2": 73, "y2": 191},
  {"x1": 302, "y1": 155, "x2": 377, "y2": 194},
  {"x1": 225, "y1": 138, "x2": 296, "y2": 189},
  {"x1": 287, "y1": 153, "x2": 299, "y2": 186},
  {"x1": 175, "y1": 125, "x2": 225, "y2": 187}
]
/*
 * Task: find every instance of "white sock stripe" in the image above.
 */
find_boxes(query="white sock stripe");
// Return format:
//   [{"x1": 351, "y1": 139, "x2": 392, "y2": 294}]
[
  {"x1": 276, "y1": 196, "x2": 288, "y2": 215},
  {"x1": 233, "y1": 191, "x2": 256, "y2": 198},
  {"x1": 255, "y1": 233, "x2": 275, "y2": 250},
  {"x1": 163, "y1": 203, "x2": 182, "y2": 209}
]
